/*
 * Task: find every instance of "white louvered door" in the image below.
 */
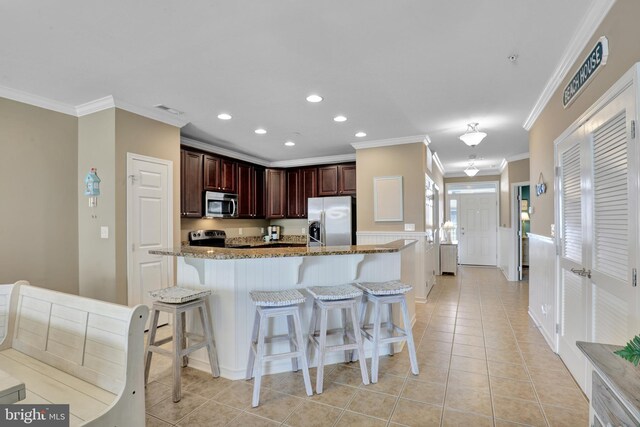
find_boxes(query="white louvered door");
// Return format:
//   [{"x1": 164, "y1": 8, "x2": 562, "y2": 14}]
[
  {"x1": 557, "y1": 127, "x2": 589, "y2": 391},
  {"x1": 556, "y1": 82, "x2": 638, "y2": 393},
  {"x1": 586, "y1": 86, "x2": 637, "y2": 348}
]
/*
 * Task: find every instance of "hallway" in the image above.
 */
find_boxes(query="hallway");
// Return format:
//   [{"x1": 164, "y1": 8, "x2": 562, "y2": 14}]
[{"x1": 145, "y1": 267, "x2": 589, "y2": 426}]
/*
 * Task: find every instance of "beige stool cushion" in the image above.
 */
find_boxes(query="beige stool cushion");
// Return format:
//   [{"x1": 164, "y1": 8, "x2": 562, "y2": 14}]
[{"x1": 355, "y1": 280, "x2": 412, "y2": 295}]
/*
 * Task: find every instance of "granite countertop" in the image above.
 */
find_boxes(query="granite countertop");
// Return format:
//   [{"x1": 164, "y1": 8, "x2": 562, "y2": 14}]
[{"x1": 150, "y1": 239, "x2": 418, "y2": 260}]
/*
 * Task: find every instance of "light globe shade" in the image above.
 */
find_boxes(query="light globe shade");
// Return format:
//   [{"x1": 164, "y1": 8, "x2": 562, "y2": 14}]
[
  {"x1": 464, "y1": 165, "x2": 479, "y2": 177},
  {"x1": 459, "y1": 123, "x2": 487, "y2": 146}
]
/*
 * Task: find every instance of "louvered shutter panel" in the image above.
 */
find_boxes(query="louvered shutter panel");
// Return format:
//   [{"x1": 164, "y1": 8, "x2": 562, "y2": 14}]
[
  {"x1": 592, "y1": 112, "x2": 628, "y2": 281},
  {"x1": 561, "y1": 144, "x2": 582, "y2": 263}
]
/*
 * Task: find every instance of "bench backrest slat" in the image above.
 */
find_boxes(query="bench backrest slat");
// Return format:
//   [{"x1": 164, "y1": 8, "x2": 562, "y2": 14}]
[{"x1": 10, "y1": 284, "x2": 137, "y2": 394}]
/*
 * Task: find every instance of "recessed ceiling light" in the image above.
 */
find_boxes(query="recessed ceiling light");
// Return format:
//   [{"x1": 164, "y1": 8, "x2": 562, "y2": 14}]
[
  {"x1": 217, "y1": 113, "x2": 232, "y2": 120},
  {"x1": 334, "y1": 115, "x2": 347, "y2": 122},
  {"x1": 355, "y1": 131, "x2": 367, "y2": 138},
  {"x1": 306, "y1": 94, "x2": 323, "y2": 103},
  {"x1": 254, "y1": 128, "x2": 267, "y2": 135},
  {"x1": 284, "y1": 141, "x2": 295, "y2": 147}
]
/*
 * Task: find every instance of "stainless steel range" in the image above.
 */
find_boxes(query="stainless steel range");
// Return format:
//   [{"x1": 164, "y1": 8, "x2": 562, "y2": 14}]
[{"x1": 188, "y1": 230, "x2": 226, "y2": 247}]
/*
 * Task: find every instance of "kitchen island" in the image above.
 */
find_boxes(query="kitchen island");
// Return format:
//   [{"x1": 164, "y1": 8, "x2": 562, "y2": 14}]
[{"x1": 150, "y1": 239, "x2": 417, "y2": 379}]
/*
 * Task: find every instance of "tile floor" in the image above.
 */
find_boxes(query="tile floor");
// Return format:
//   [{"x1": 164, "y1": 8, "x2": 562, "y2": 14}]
[{"x1": 145, "y1": 266, "x2": 589, "y2": 426}]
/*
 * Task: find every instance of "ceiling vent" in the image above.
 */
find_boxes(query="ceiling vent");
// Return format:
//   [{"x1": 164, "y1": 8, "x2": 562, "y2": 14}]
[{"x1": 154, "y1": 104, "x2": 184, "y2": 115}]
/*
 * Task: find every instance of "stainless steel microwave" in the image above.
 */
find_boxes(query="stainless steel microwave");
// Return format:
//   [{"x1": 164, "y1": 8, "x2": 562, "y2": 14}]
[{"x1": 204, "y1": 192, "x2": 238, "y2": 218}]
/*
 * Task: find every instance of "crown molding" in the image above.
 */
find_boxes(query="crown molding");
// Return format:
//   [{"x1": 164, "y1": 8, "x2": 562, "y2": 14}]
[
  {"x1": 75, "y1": 95, "x2": 115, "y2": 116},
  {"x1": 181, "y1": 137, "x2": 270, "y2": 166},
  {"x1": 351, "y1": 135, "x2": 427, "y2": 150},
  {"x1": 432, "y1": 152, "x2": 445, "y2": 175},
  {"x1": 507, "y1": 152, "x2": 530, "y2": 162},
  {"x1": 182, "y1": 136, "x2": 356, "y2": 168},
  {"x1": 270, "y1": 153, "x2": 356, "y2": 168},
  {"x1": 0, "y1": 85, "x2": 77, "y2": 115},
  {"x1": 522, "y1": 0, "x2": 616, "y2": 130}
]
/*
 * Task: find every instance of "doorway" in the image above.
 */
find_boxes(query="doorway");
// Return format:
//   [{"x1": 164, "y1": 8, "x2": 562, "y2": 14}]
[
  {"x1": 446, "y1": 182, "x2": 499, "y2": 266},
  {"x1": 514, "y1": 183, "x2": 530, "y2": 281},
  {"x1": 126, "y1": 153, "x2": 174, "y2": 327}
]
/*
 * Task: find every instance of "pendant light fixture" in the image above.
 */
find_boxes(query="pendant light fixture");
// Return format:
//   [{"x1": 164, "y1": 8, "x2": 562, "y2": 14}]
[
  {"x1": 459, "y1": 123, "x2": 487, "y2": 147},
  {"x1": 464, "y1": 164, "x2": 479, "y2": 177}
]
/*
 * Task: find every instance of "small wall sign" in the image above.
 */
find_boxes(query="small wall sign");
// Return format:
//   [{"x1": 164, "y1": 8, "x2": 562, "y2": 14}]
[{"x1": 563, "y1": 36, "x2": 609, "y2": 108}]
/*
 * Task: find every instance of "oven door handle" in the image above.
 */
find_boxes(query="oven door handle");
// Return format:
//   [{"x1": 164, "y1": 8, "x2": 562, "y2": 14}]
[{"x1": 231, "y1": 199, "x2": 237, "y2": 217}]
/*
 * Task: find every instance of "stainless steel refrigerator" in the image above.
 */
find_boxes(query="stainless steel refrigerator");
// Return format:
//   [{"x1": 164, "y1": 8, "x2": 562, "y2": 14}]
[{"x1": 307, "y1": 196, "x2": 356, "y2": 246}]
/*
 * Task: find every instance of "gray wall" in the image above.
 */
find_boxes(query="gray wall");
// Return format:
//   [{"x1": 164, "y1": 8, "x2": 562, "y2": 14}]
[{"x1": 0, "y1": 97, "x2": 79, "y2": 294}]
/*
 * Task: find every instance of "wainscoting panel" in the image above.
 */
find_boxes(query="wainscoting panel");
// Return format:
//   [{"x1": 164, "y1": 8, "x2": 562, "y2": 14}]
[
  {"x1": 498, "y1": 227, "x2": 515, "y2": 281},
  {"x1": 528, "y1": 233, "x2": 557, "y2": 351}
]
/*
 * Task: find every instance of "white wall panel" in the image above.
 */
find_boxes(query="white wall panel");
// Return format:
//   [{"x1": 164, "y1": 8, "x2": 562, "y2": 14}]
[{"x1": 528, "y1": 233, "x2": 557, "y2": 351}]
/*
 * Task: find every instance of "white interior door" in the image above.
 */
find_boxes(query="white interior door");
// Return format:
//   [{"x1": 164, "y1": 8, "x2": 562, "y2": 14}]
[
  {"x1": 556, "y1": 127, "x2": 589, "y2": 391},
  {"x1": 127, "y1": 154, "x2": 173, "y2": 327},
  {"x1": 586, "y1": 86, "x2": 638, "y2": 348},
  {"x1": 556, "y1": 83, "x2": 638, "y2": 392},
  {"x1": 458, "y1": 193, "x2": 497, "y2": 265}
]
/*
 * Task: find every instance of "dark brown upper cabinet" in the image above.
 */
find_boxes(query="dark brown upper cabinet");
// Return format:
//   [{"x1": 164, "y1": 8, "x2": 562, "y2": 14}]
[
  {"x1": 237, "y1": 163, "x2": 265, "y2": 218},
  {"x1": 204, "y1": 154, "x2": 237, "y2": 193},
  {"x1": 318, "y1": 163, "x2": 356, "y2": 196},
  {"x1": 181, "y1": 149, "x2": 204, "y2": 217},
  {"x1": 265, "y1": 169, "x2": 286, "y2": 219},
  {"x1": 287, "y1": 167, "x2": 317, "y2": 218}
]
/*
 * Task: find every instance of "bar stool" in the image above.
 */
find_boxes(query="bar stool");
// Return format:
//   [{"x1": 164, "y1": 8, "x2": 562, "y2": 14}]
[
  {"x1": 246, "y1": 289, "x2": 312, "y2": 407},
  {"x1": 354, "y1": 281, "x2": 419, "y2": 383},
  {"x1": 144, "y1": 288, "x2": 220, "y2": 403},
  {"x1": 307, "y1": 284, "x2": 369, "y2": 394}
]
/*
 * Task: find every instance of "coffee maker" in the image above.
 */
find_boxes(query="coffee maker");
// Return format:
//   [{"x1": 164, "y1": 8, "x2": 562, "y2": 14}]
[{"x1": 268, "y1": 225, "x2": 281, "y2": 241}]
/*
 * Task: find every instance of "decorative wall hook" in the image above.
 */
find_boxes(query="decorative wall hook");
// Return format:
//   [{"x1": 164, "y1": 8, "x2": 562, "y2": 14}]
[{"x1": 536, "y1": 172, "x2": 547, "y2": 196}]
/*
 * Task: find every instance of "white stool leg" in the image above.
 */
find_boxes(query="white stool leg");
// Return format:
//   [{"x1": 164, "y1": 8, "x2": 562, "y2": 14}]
[
  {"x1": 287, "y1": 314, "x2": 299, "y2": 372},
  {"x1": 251, "y1": 311, "x2": 268, "y2": 407},
  {"x1": 401, "y1": 297, "x2": 419, "y2": 375},
  {"x1": 172, "y1": 308, "x2": 182, "y2": 402},
  {"x1": 245, "y1": 310, "x2": 260, "y2": 380},
  {"x1": 199, "y1": 301, "x2": 220, "y2": 377},
  {"x1": 370, "y1": 298, "x2": 382, "y2": 384},
  {"x1": 350, "y1": 295, "x2": 367, "y2": 363},
  {"x1": 387, "y1": 302, "x2": 395, "y2": 356},
  {"x1": 180, "y1": 311, "x2": 188, "y2": 367},
  {"x1": 341, "y1": 308, "x2": 350, "y2": 363},
  {"x1": 307, "y1": 302, "x2": 318, "y2": 366},
  {"x1": 293, "y1": 309, "x2": 313, "y2": 397},
  {"x1": 350, "y1": 300, "x2": 369, "y2": 385},
  {"x1": 144, "y1": 308, "x2": 160, "y2": 385},
  {"x1": 315, "y1": 306, "x2": 329, "y2": 394}
]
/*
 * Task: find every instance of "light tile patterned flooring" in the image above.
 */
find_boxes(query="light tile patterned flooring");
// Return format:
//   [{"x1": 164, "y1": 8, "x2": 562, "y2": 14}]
[{"x1": 145, "y1": 267, "x2": 589, "y2": 426}]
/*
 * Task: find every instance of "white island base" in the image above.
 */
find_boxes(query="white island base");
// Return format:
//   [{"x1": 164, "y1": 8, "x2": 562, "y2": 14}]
[{"x1": 172, "y1": 246, "x2": 416, "y2": 380}]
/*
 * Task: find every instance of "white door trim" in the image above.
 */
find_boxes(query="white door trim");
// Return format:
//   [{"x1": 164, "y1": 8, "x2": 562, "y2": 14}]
[
  {"x1": 126, "y1": 152, "x2": 174, "y2": 306},
  {"x1": 445, "y1": 181, "x2": 499, "y2": 266},
  {"x1": 512, "y1": 181, "x2": 530, "y2": 281}
]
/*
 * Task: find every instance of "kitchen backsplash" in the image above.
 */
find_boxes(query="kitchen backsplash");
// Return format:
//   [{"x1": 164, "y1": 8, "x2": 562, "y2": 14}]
[{"x1": 181, "y1": 218, "x2": 308, "y2": 241}]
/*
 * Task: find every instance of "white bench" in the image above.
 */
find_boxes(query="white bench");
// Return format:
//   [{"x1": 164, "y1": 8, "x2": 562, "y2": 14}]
[{"x1": 0, "y1": 281, "x2": 149, "y2": 426}]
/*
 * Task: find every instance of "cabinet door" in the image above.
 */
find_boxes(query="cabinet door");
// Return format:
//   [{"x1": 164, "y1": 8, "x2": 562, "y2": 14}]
[
  {"x1": 237, "y1": 163, "x2": 253, "y2": 218},
  {"x1": 339, "y1": 164, "x2": 356, "y2": 195},
  {"x1": 253, "y1": 167, "x2": 265, "y2": 218},
  {"x1": 300, "y1": 167, "x2": 317, "y2": 217},
  {"x1": 286, "y1": 169, "x2": 301, "y2": 218},
  {"x1": 181, "y1": 150, "x2": 203, "y2": 217},
  {"x1": 220, "y1": 159, "x2": 237, "y2": 193},
  {"x1": 203, "y1": 155, "x2": 220, "y2": 191},
  {"x1": 318, "y1": 166, "x2": 338, "y2": 196},
  {"x1": 266, "y1": 169, "x2": 286, "y2": 219}
]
